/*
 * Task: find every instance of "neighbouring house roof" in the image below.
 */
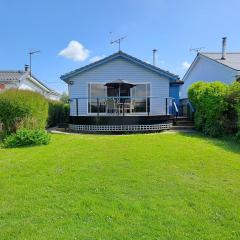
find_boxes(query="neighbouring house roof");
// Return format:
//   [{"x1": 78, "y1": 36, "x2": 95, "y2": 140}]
[
  {"x1": 199, "y1": 52, "x2": 240, "y2": 71},
  {"x1": 182, "y1": 52, "x2": 240, "y2": 83},
  {"x1": 0, "y1": 71, "x2": 25, "y2": 81},
  {"x1": 60, "y1": 51, "x2": 180, "y2": 82},
  {"x1": 0, "y1": 70, "x2": 60, "y2": 96}
]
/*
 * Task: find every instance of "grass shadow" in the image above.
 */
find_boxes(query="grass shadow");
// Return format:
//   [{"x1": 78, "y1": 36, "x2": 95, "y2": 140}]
[{"x1": 178, "y1": 131, "x2": 240, "y2": 155}]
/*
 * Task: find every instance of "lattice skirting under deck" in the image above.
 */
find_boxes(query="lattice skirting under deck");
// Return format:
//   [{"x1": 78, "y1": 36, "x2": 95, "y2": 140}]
[{"x1": 69, "y1": 123, "x2": 172, "y2": 132}]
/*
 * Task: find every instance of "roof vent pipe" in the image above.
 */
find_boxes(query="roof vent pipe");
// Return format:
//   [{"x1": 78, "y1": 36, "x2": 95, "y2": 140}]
[
  {"x1": 221, "y1": 37, "x2": 227, "y2": 60},
  {"x1": 24, "y1": 64, "x2": 29, "y2": 72},
  {"x1": 152, "y1": 49, "x2": 157, "y2": 66}
]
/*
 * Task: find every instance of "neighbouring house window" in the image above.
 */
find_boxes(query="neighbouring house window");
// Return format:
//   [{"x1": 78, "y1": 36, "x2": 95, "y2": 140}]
[
  {"x1": 0, "y1": 83, "x2": 5, "y2": 90},
  {"x1": 88, "y1": 84, "x2": 106, "y2": 113},
  {"x1": 131, "y1": 84, "x2": 150, "y2": 112}
]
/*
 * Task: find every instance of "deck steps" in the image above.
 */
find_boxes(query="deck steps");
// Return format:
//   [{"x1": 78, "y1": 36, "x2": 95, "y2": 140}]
[
  {"x1": 174, "y1": 120, "x2": 195, "y2": 126},
  {"x1": 171, "y1": 125, "x2": 195, "y2": 131},
  {"x1": 171, "y1": 117, "x2": 195, "y2": 131}
]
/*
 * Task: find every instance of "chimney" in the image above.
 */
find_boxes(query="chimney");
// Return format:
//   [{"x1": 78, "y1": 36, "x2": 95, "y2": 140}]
[
  {"x1": 152, "y1": 49, "x2": 157, "y2": 66},
  {"x1": 24, "y1": 64, "x2": 29, "y2": 72},
  {"x1": 221, "y1": 37, "x2": 227, "y2": 60}
]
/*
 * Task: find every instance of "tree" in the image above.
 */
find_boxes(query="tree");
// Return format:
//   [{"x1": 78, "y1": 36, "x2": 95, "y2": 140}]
[{"x1": 60, "y1": 91, "x2": 69, "y2": 103}]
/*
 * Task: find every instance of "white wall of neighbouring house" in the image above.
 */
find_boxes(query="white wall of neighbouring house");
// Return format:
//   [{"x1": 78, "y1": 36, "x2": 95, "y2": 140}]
[
  {"x1": 180, "y1": 55, "x2": 237, "y2": 99},
  {"x1": 68, "y1": 58, "x2": 170, "y2": 116},
  {"x1": 0, "y1": 76, "x2": 60, "y2": 101},
  {"x1": 0, "y1": 81, "x2": 19, "y2": 92},
  {"x1": 19, "y1": 77, "x2": 61, "y2": 100},
  {"x1": 19, "y1": 77, "x2": 47, "y2": 95}
]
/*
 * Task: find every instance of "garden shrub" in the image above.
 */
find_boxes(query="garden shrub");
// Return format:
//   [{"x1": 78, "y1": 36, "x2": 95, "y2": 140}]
[
  {"x1": 3, "y1": 129, "x2": 50, "y2": 148},
  {"x1": 0, "y1": 89, "x2": 48, "y2": 134},
  {"x1": 227, "y1": 82, "x2": 240, "y2": 140},
  {"x1": 188, "y1": 81, "x2": 240, "y2": 139},
  {"x1": 237, "y1": 101, "x2": 240, "y2": 141},
  {"x1": 48, "y1": 101, "x2": 69, "y2": 127},
  {"x1": 188, "y1": 82, "x2": 206, "y2": 131},
  {"x1": 188, "y1": 81, "x2": 228, "y2": 137}
]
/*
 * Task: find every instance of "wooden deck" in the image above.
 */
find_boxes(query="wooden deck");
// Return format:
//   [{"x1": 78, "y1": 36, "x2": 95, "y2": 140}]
[{"x1": 69, "y1": 115, "x2": 174, "y2": 125}]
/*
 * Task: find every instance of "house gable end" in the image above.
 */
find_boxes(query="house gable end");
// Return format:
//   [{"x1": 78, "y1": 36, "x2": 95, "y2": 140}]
[{"x1": 60, "y1": 52, "x2": 179, "y2": 82}]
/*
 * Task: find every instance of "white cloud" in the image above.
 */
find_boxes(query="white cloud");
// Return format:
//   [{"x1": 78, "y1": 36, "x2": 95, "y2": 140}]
[
  {"x1": 182, "y1": 61, "x2": 191, "y2": 69},
  {"x1": 58, "y1": 41, "x2": 89, "y2": 61},
  {"x1": 89, "y1": 55, "x2": 105, "y2": 63}
]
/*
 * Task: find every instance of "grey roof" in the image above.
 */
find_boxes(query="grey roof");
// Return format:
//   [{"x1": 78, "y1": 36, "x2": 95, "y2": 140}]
[
  {"x1": 0, "y1": 71, "x2": 25, "y2": 81},
  {"x1": 200, "y1": 52, "x2": 240, "y2": 71},
  {"x1": 61, "y1": 51, "x2": 179, "y2": 82}
]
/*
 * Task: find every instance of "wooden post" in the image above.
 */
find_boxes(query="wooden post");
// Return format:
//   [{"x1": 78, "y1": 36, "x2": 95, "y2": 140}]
[
  {"x1": 165, "y1": 98, "x2": 168, "y2": 116},
  {"x1": 97, "y1": 98, "x2": 100, "y2": 116},
  {"x1": 147, "y1": 97, "x2": 150, "y2": 116},
  {"x1": 76, "y1": 98, "x2": 79, "y2": 116}
]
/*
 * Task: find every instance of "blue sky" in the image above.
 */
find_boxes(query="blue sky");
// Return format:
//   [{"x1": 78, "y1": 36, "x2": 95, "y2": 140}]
[{"x1": 1, "y1": 0, "x2": 240, "y2": 93}]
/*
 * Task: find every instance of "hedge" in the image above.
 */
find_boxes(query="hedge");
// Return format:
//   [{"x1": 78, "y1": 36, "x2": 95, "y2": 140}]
[
  {"x1": 0, "y1": 89, "x2": 48, "y2": 134},
  {"x1": 228, "y1": 82, "x2": 240, "y2": 140},
  {"x1": 188, "y1": 81, "x2": 240, "y2": 139},
  {"x1": 48, "y1": 100, "x2": 69, "y2": 127}
]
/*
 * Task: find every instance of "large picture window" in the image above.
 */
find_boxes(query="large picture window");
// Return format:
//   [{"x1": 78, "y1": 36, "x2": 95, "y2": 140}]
[{"x1": 88, "y1": 83, "x2": 150, "y2": 114}]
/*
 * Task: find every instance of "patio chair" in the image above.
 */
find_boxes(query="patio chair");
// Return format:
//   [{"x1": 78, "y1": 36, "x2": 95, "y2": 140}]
[
  {"x1": 106, "y1": 98, "x2": 117, "y2": 114},
  {"x1": 122, "y1": 99, "x2": 135, "y2": 114},
  {"x1": 130, "y1": 99, "x2": 135, "y2": 113}
]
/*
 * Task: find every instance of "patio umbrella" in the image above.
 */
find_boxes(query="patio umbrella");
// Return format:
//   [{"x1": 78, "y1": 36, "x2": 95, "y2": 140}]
[
  {"x1": 104, "y1": 79, "x2": 136, "y2": 89},
  {"x1": 105, "y1": 79, "x2": 136, "y2": 98},
  {"x1": 105, "y1": 80, "x2": 136, "y2": 116}
]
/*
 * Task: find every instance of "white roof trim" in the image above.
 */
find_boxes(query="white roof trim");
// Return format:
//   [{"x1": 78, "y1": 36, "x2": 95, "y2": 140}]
[
  {"x1": 23, "y1": 75, "x2": 50, "y2": 92},
  {"x1": 182, "y1": 54, "x2": 200, "y2": 82}
]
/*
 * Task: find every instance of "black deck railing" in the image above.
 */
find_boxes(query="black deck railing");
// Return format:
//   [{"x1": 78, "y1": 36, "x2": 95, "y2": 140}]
[
  {"x1": 179, "y1": 99, "x2": 195, "y2": 119},
  {"x1": 69, "y1": 96, "x2": 178, "y2": 117}
]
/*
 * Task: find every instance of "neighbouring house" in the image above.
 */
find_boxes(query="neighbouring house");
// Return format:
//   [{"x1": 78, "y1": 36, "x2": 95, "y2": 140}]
[
  {"x1": 181, "y1": 37, "x2": 240, "y2": 100},
  {"x1": 60, "y1": 51, "x2": 182, "y2": 132},
  {"x1": 0, "y1": 65, "x2": 61, "y2": 101}
]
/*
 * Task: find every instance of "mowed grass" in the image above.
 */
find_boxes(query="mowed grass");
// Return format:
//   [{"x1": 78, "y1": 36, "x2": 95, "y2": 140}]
[{"x1": 0, "y1": 133, "x2": 240, "y2": 240}]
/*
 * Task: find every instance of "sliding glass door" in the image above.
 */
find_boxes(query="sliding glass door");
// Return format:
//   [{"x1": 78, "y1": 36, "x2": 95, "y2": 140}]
[
  {"x1": 131, "y1": 84, "x2": 150, "y2": 113},
  {"x1": 88, "y1": 84, "x2": 106, "y2": 113}
]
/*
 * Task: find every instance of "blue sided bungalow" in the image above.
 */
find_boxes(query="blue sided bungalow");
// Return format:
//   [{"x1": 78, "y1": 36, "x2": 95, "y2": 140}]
[{"x1": 60, "y1": 51, "x2": 183, "y2": 132}]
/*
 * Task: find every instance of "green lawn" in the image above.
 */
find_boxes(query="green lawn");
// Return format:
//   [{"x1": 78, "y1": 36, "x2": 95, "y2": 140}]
[{"x1": 0, "y1": 133, "x2": 240, "y2": 240}]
